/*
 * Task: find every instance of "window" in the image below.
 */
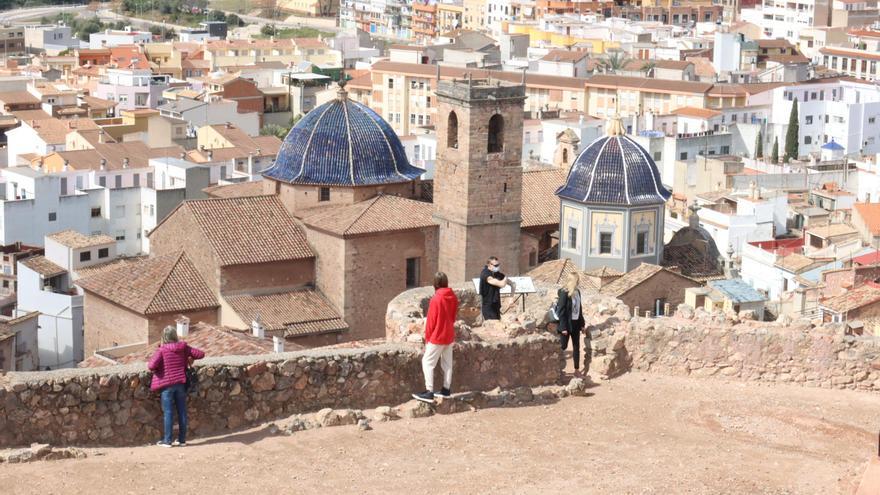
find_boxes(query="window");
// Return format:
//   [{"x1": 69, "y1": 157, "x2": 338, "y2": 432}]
[
  {"x1": 48, "y1": 212, "x2": 56, "y2": 221},
  {"x1": 2, "y1": 281, "x2": 7, "y2": 289},
  {"x1": 568, "y1": 226, "x2": 577, "y2": 249},
  {"x1": 133, "y1": 174, "x2": 140, "y2": 187},
  {"x1": 115, "y1": 230, "x2": 125, "y2": 241},
  {"x1": 636, "y1": 231, "x2": 648, "y2": 254},
  {"x1": 98, "y1": 248, "x2": 109, "y2": 259},
  {"x1": 147, "y1": 172, "x2": 154, "y2": 188},
  {"x1": 653, "y1": 151, "x2": 661, "y2": 160},
  {"x1": 679, "y1": 152, "x2": 688, "y2": 160},
  {"x1": 99, "y1": 176, "x2": 106, "y2": 187},
  {"x1": 319, "y1": 187, "x2": 330, "y2": 202},
  {"x1": 721, "y1": 145, "x2": 730, "y2": 154},
  {"x1": 79, "y1": 251, "x2": 91, "y2": 262},
  {"x1": 447, "y1": 111, "x2": 459, "y2": 149},
  {"x1": 599, "y1": 233, "x2": 612, "y2": 254},
  {"x1": 870, "y1": 117, "x2": 876, "y2": 124},
  {"x1": 405, "y1": 257, "x2": 420, "y2": 288},
  {"x1": 114, "y1": 175, "x2": 122, "y2": 188},
  {"x1": 805, "y1": 116, "x2": 813, "y2": 124},
  {"x1": 410, "y1": 114, "x2": 416, "y2": 125},
  {"x1": 487, "y1": 114, "x2": 504, "y2": 153},
  {"x1": 805, "y1": 136, "x2": 812, "y2": 144},
  {"x1": 387, "y1": 78, "x2": 394, "y2": 89}
]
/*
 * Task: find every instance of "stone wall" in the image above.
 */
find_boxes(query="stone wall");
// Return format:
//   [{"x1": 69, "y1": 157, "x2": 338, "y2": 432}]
[
  {"x1": 590, "y1": 305, "x2": 880, "y2": 391},
  {"x1": 0, "y1": 337, "x2": 562, "y2": 448}
]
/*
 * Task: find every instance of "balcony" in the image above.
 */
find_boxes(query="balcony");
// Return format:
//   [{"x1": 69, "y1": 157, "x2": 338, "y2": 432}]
[{"x1": 413, "y1": 2, "x2": 437, "y2": 13}]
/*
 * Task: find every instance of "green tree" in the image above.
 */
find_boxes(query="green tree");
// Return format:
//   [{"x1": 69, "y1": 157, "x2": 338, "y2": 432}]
[
  {"x1": 755, "y1": 130, "x2": 763, "y2": 159},
  {"x1": 261, "y1": 24, "x2": 277, "y2": 37},
  {"x1": 771, "y1": 137, "x2": 779, "y2": 165},
  {"x1": 260, "y1": 124, "x2": 289, "y2": 139},
  {"x1": 289, "y1": 114, "x2": 302, "y2": 127},
  {"x1": 599, "y1": 51, "x2": 632, "y2": 74},
  {"x1": 208, "y1": 10, "x2": 226, "y2": 22},
  {"x1": 227, "y1": 13, "x2": 244, "y2": 27},
  {"x1": 785, "y1": 98, "x2": 799, "y2": 162}
]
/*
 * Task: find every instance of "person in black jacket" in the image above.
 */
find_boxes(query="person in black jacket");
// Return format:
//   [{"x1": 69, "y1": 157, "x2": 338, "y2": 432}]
[{"x1": 554, "y1": 272, "x2": 585, "y2": 375}]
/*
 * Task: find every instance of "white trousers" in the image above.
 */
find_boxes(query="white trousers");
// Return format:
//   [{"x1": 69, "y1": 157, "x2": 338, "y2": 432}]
[{"x1": 422, "y1": 343, "x2": 453, "y2": 392}]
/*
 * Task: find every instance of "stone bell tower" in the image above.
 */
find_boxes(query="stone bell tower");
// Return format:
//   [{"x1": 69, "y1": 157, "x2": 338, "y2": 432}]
[{"x1": 433, "y1": 74, "x2": 526, "y2": 284}]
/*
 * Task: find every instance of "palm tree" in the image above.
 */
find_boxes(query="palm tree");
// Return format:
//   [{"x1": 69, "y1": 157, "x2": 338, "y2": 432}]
[
  {"x1": 639, "y1": 61, "x2": 657, "y2": 78},
  {"x1": 599, "y1": 51, "x2": 632, "y2": 74}
]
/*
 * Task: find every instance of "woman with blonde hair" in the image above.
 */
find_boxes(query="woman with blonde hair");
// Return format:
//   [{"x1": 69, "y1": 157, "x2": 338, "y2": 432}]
[
  {"x1": 148, "y1": 326, "x2": 205, "y2": 447},
  {"x1": 554, "y1": 272, "x2": 585, "y2": 375}
]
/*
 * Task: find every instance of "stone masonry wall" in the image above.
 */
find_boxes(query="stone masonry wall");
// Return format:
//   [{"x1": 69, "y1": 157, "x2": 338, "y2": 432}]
[
  {"x1": 590, "y1": 305, "x2": 880, "y2": 391},
  {"x1": 0, "y1": 337, "x2": 562, "y2": 448}
]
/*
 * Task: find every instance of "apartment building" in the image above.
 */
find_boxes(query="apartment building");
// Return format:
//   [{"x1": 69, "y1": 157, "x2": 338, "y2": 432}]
[
  {"x1": 369, "y1": 60, "x2": 587, "y2": 134},
  {"x1": 0, "y1": 26, "x2": 25, "y2": 58},
  {"x1": 94, "y1": 69, "x2": 170, "y2": 110}
]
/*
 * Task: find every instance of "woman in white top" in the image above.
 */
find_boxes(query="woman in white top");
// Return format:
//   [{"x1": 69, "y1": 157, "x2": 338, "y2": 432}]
[{"x1": 554, "y1": 272, "x2": 586, "y2": 375}]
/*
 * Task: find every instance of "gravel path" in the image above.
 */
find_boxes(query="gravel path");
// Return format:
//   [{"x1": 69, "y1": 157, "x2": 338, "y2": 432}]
[{"x1": 3, "y1": 372, "x2": 879, "y2": 494}]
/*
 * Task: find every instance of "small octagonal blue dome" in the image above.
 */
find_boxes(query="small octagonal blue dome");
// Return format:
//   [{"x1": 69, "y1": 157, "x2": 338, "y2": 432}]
[
  {"x1": 556, "y1": 128, "x2": 671, "y2": 206},
  {"x1": 263, "y1": 89, "x2": 424, "y2": 186}
]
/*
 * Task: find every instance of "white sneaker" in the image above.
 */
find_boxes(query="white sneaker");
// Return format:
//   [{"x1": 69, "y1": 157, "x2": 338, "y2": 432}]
[
  {"x1": 156, "y1": 441, "x2": 172, "y2": 448},
  {"x1": 172, "y1": 440, "x2": 186, "y2": 446}
]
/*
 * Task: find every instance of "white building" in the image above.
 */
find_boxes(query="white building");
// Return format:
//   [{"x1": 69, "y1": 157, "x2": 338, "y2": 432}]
[
  {"x1": 693, "y1": 186, "x2": 788, "y2": 258},
  {"x1": 740, "y1": 0, "x2": 831, "y2": 42},
  {"x1": 486, "y1": 0, "x2": 513, "y2": 35},
  {"x1": 24, "y1": 24, "x2": 80, "y2": 55},
  {"x1": 88, "y1": 27, "x2": 152, "y2": 49},
  {"x1": 0, "y1": 163, "x2": 210, "y2": 256},
  {"x1": 94, "y1": 69, "x2": 170, "y2": 111},
  {"x1": 157, "y1": 98, "x2": 261, "y2": 137},
  {"x1": 765, "y1": 77, "x2": 880, "y2": 158}
]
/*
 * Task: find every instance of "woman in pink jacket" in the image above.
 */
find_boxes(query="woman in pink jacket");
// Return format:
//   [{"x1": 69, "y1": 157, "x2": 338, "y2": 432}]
[{"x1": 148, "y1": 326, "x2": 205, "y2": 447}]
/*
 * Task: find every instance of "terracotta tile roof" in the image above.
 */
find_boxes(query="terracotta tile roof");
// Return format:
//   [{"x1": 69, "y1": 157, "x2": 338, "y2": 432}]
[
  {"x1": 773, "y1": 253, "x2": 832, "y2": 273},
  {"x1": 625, "y1": 59, "x2": 692, "y2": 71},
  {"x1": 55, "y1": 142, "x2": 185, "y2": 171},
  {"x1": 82, "y1": 95, "x2": 117, "y2": 111},
  {"x1": 12, "y1": 109, "x2": 52, "y2": 121},
  {"x1": 854, "y1": 203, "x2": 880, "y2": 235},
  {"x1": 584, "y1": 266, "x2": 623, "y2": 277},
  {"x1": 225, "y1": 290, "x2": 348, "y2": 337},
  {"x1": 202, "y1": 181, "x2": 269, "y2": 199},
  {"x1": 346, "y1": 72, "x2": 373, "y2": 90},
  {"x1": 162, "y1": 196, "x2": 314, "y2": 266},
  {"x1": 0, "y1": 91, "x2": 39, "y2": 105},
  {"x1": 807, "y1": 223, "x2": 858, "y2": 239},
  {"x1": 541, "y1": 49, "x2": 590, "y2": 63},
  {"x1": 74, "y1": 256, "x2": 148, "y2": 278},
  {"x1": 756, "y1": 38, "x2": 795, "y2": 49},
  {"x1": 600, "y1": 263, "x2": 688, "y2": 297},
  {"x1": 687, "y1": 56, "x2": 716, "y2": 78},
  {"x1": 821, "y1": 283, "x2": 880, "y2": 313},
  {"x1": 767, "y1": 54, "x2": 811, "y2": 64},
  {"x1": 192, "y1": 124, "x2": 282, "y2": 160},
  {"x1": 302, "y1": 195, "x2": 435, "y2": 237},
  {"x1": 371, "y1": 60, "x2": 588, "y2": 90},
  {"x1": 707, "y1": 83, "x2": 748, "y2": 97},
  {"x1": 819, "y1": 47, "x2": 880, "y2": 62},
  {"x1": 26, "y1": 117, "x2": 101, "y2": 144},
  {"x1": 293, "y1": 37, "x2": 329, "y2": 49},
  {"x1": 670, "y1": 106, "x2": 722, "y2": 119},
  {"x1": 47, "y1": 230, "x2": 115, "y2": 249},
  {"x1": 20, "y1": 255, "x2": 66, "y2": 278},
  {"x1": 585, "y1": 74, "x2": 713, "y2": 95},
  {"x1": 854, "y1": 251, "x2": 880, "y2": 266},
  {"x1": 848, "y1": 28, "x2": 880, "y2": 38},
  {"x1": 662, "y1": 244, "x2": 725, "y2": 280},
  {"x1": 525, "y1": 259, "x2": 598, "y2": 292},
  {"x1": 77, "y1": 252, "x2": 218, "y2": 315},
  {"x1": 78, "y1": 322, "x2": 290, "y2": 368},
  {"x1": 521, "y1": 167, "x2": 565, "y2": 228}
]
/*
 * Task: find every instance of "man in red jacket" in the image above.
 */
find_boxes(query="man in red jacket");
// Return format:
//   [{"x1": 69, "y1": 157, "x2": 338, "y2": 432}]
[{"x1": 412, "y1": 272, "x2": 459, "y2": 404}]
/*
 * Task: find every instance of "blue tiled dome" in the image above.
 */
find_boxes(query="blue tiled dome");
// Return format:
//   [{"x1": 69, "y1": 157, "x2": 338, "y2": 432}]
[
  {"x1": 263, "y1": 91, "x2": 424, "y2": 186},
  {"x1": 556, "y1": 134, "x2": 671, "y2": 206}
]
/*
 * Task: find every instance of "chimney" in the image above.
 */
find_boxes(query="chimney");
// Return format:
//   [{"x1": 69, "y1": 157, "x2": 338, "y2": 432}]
[
  {"x1": 63, "y1": 159, "x2": 69, "y2": 171},
  {"x1": 179, "y1": 152, "x2": 186, "y2": 159},
  {"x1": 122, "y1": 157, "x2": 129, "y2": 168},
  {"x1": 67, "y1": 121, "x2": 73, "y2": 129},
  {"x1": 273, "y1": 336, "x2": 284, "y2": 353},
  {"x1": 100, "y1": 158, "x2": 107, "y2": 171},
  {"x1": 252, "y1": 317, "x2": 264, "y2": 338},
  {"x1": 176, "y1": 315, "x2": 190, "y2": 337},
  {"x1": 199, "y1": 144, "x2": 206, "y2": 151},
  {"x1": 749, "y1": 180, "x2": 759, "y2": 200},
  {"x1": 207, "y1": 149, "x2": 213, "y2": 160},
  {"x1": 98, "y1": 129, "x2": 105, "y2": 143},
  {"x1": 225, "y1": 121, "x2": 231, "y2": 129}
]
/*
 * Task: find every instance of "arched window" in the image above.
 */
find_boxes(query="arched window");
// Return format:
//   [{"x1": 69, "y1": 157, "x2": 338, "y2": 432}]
[
  {"x1": 447, "y1": 111, "x2": 459, "y2": 149},
  {"x1": 562, "y1": 148, "x2": 569, "y2": 164},
  {"x1": 488, "y1": 114, "x2": 504, "y2": 153}
]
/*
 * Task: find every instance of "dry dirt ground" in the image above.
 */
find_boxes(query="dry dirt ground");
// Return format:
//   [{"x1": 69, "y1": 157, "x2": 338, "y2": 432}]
[{"x1": 2, "y1": 372, "x2": 880, "y2": 495}]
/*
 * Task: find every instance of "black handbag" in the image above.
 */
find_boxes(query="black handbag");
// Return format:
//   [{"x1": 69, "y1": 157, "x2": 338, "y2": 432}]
[{"x1": 185, "y1": 366, "x2": 199, "y2": 393}]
